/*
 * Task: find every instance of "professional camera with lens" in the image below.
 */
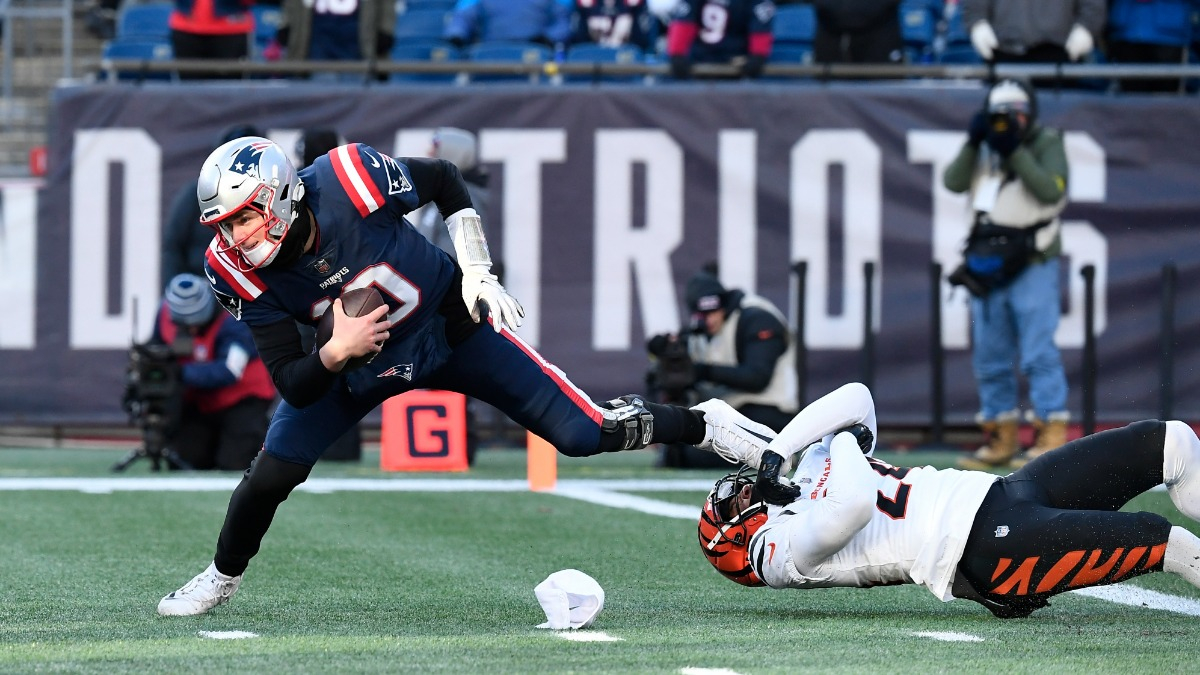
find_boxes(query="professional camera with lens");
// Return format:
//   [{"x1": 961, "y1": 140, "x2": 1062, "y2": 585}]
[
  {"x1": 646, "y1": 331, "x2": 699, "y2": 404},
  {"x1": 122, "y1": 342, "x2": 182, "y2": 419}
]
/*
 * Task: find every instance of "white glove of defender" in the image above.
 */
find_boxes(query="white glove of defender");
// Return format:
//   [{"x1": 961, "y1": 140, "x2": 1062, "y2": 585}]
[
  {"x1": 1064, "y1": 24, "x2": 1094, "y2": 61},
  {"x1": 970, "y1": 20, "x2": 998, "y2": 61},
  {"x1": 461, "y1": 264, "x2": 524, "y2": 332},
  {"x1": 446, "y1": 207, "x2": 525, "y2": 332}
]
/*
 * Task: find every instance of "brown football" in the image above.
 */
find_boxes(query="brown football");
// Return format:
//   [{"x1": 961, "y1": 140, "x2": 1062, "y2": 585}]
[{"x1": 315, "y1": 287, "x2": 387, "y2": 372}]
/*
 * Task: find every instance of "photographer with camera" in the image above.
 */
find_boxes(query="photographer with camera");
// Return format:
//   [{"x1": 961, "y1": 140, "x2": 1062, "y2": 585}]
[
  {"x1": 647, "y1": 269, "x2": 798, "y2": 467},
  {"x1": 943, "y1": 79, "x2": 1070, "y2": 471},
  {"x1": 147, "y1": 273, "x2": 276, "y2": 471}
]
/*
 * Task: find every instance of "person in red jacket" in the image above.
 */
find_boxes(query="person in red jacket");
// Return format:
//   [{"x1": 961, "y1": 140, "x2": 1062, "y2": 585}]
[
  {"x1": 169, "y1": 0, "x2": 254, "y2": 80},
  {"x1": 153, "y1": 273, "x2": 275, "y2": 470},
  {"x1": 666, "y1": 0, "x2": 775, "y2": 79}
]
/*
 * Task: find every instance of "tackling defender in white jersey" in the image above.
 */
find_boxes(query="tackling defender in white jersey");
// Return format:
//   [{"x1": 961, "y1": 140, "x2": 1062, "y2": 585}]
[{"x1": 695, "y1": 383, "x2": 1200, "y2": 618}]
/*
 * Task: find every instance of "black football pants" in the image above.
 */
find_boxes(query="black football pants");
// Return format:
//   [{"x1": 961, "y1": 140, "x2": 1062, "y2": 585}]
[{"x1": 956, "y1": 420, "x2": 1172, "y2": 616}]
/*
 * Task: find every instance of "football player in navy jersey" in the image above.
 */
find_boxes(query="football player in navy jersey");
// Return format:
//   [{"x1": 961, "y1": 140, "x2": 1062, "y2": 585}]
[{"x1": 158, "y1": 136, "x2": 768, "y2": 616}]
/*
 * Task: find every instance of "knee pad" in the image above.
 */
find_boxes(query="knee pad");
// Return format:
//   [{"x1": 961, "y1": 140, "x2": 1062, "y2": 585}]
[
  {"x1": 245, "y1": 451, "x2": 311, "y2": 500},
  {"x1": 1164, "y1": 421, "x2": 1200, "y2": 522}
]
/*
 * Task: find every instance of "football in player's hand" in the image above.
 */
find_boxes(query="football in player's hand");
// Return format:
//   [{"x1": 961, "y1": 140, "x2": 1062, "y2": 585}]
[{"x1": 315, "y1": 287, "x2": 386, "y2": 372}]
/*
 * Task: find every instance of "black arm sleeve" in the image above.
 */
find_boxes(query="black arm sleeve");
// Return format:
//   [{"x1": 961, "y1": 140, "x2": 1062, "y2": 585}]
[
  {"x1": 402, "y1": 157, "x2": 474, "y2": 220},
  {"x1": 700, "y1": 308, "x2": 787, "y2": 393},
  {"x1": 249, "y1": 319, "x2": 340, "y2": 409}
]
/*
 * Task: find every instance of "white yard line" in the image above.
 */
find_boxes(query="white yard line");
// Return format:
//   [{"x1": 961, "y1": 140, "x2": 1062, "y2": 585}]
[
  {"x1": 680, "y1": 668, "x2": 747, "y2": 675},
  {"x1": 198, "y1": 630, "x2": 258, "y2": 639},
  {"x1": 1071, "y1": 585, "x2": 1200, "y2": 616},
  {"x1": 553, "y1": 631, "x2": 623, "y2": 642},
  {"x1": 913, "y1": 631, "x2": 984, "y2": 642}
]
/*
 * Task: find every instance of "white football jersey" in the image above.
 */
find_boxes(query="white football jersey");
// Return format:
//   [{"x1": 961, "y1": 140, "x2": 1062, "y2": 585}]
[{"x1": 749, "y1": 439, "x2": 999, "y2": 601}]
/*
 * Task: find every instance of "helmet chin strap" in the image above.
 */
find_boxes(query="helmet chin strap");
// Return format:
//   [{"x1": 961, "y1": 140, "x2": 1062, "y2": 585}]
[{"x1": 263, "y1": 201, "x2": 312, "y2": 269}]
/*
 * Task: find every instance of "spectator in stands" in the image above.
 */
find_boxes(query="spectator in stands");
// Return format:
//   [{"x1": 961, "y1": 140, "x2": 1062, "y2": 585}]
[
  {"x1": 962, "y1": 0, "x2": 1105, "y2": 66},
  {"x1": 274, "y1": 0, "x2": 395, "y2": 78},
  {"x1": 1107, "y1": 0, "x2": 1198, "y2": 93},
  {"x1": 811, "y1": 0, "x2": 904, "y2": 64},
  {"x1": 168, "y1": 0, "x2": 254, "y2": 80},
  {"x1": 445, "y1": 0, "x2": 573, "y2": 48},
  {"x1": 150, "y1": 273, "x2": 275, "y2": 471},
  {"x1": 570, "y1": 0, "x2": 654, "y2": 50},
  {"x1": 163, "y1": 124, "x2": 263, "y2": 289},
  {"x1": 85, "y1": 0, "x2": 120, "y2": 40},
  {"x1": 666, "y1": 0, "x2": 776, "y2": 79}
]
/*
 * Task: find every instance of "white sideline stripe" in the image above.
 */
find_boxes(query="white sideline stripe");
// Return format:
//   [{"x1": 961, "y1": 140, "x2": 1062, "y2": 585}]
[
  {"x1": 1071, "y1": 585, "x2": 1200, "y2": 616},
  {"x1": 554, "y1": 631, "x2": 623, "y2": 642},
  {"x1": 680, "y1": 668, "x2": 746, "y2": 675},
  {"x1": 198, "y1": 630, "x2": 258, "y2": 640},
  {"x1": 913, "y1": 631, "x2": 984, "y2": 642},
  {"x1": 0, "y1": 477, "x2": 717, "y2": 494},
  {"x1": 553, "y1": 486, "x2": 700, "y2": 520}
]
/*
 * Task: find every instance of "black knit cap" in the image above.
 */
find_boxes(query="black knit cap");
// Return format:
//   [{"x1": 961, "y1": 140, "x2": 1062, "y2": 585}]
[{"x1": 685, "y1": 271, "x2": 727, "y2": 314}]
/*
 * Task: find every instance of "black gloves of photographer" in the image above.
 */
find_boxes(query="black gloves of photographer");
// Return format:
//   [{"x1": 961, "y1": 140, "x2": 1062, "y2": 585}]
[
  {"x1": 987, "y1": 125, "x2": 1022, "y2": 157},
  {"x1": 755, "y1": 450, "x2": 803, "y2": 506},
  {"x1": 967, "y1": 111, "x2": 988, "y2": 147}
]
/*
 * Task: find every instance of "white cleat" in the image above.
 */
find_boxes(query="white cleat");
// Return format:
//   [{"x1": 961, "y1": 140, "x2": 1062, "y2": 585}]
[
  {"x1": 691, "y1": 399, "x2": 777, "y2": 468},
  {"x1": 157, "y1": 562, "x2": 242, "y2": 616}
]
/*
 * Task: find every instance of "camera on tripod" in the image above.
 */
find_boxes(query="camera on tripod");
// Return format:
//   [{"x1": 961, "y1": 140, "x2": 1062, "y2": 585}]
[
  {"x1": 113, "y1": 340, "x2": 191, "y2": 472},
  {"x1": 122, "y1": 342, "x2": 182, "y2": 421}
]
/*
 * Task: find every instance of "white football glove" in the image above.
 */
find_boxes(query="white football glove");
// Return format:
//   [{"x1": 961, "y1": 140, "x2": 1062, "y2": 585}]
[
  {"x1": 970, "y1": 20, "x2": 998, "y2": 61},
  {"x1": 446, "y1": 207, "x2": 525, "y2": 332},
  {"x1": 461, "y1": 265, "x2": 524, "y2": 332},
  {"x1": 1064, "y1": 24, "x2": 1094, "y2": 61}
]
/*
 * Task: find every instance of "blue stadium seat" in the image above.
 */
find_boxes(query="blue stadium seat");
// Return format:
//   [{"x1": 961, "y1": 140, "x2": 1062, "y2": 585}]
[
  {"x1": 768, "y1": 44, "x2": 813, "y2": 64},
  {"x1": 773, "y1": 4, "x2": 815, "y2": 46},
  {"x1": 467, "y1": 41, "x2": 553, "y2": 82},
  {"x1": 116, "y1": 2, "x2": 173, "y2": 41},
  {"x1": 944, "y1": 7, "x2": 970, "y2": 47},
  {"x1": 395, "y1": 8, "x2": 451, "y2": 42},
  {"x1": 900, "y1": 1, "x2": 936, "y2": 49},
  {"x1": 563, "y1": 44, "x2": 644, "y2": 82},
  {"x1": 252, "y1": 5, "x2": 282, "y2": 52},
  {"x1": 390, "y1": 40, "x2": 462, "y2": 83},
  {"x1": 939, "y1": 43, "x2": 983, "y2": 64},
  {"x1": 402, "y1": 0, "x2": 456, "y2": 10},
  {"x1": 100, "y1": 38, "x2": 175, "y2": 81}
]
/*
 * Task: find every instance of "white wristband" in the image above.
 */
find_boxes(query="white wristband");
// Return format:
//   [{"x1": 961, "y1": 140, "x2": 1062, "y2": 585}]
[{"x1": 445, "y1": 207, "x2": 491, "y2": 268}]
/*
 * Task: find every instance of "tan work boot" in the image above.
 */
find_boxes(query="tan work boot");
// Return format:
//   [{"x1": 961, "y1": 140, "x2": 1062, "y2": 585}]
[
  {"x1": 1012, "y1": 414, "x2": 1069, "y2": 467},
  {"x1": 958, "y1": 416, "x2": 1020, "y2": 470}
]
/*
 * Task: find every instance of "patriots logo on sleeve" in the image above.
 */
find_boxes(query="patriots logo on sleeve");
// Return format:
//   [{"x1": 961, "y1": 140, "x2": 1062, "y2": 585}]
[
  {"x1": 331, "y1": 144, "x2": 414, "y2": 216},
  {"x1": 212, "y1": 287, "x2": 243, "y2": 320}
]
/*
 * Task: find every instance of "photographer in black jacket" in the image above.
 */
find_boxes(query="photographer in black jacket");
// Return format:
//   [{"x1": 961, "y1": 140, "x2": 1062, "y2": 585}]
[{"x1": 647, "y1": 269, "x2": 798, "y2": 467}]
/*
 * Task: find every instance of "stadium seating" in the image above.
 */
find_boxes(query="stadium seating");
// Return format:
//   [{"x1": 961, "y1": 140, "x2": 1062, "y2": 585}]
[
  {"x1": 100, "y1": 39, "x2": 175, "y2": 81},
  {"x1": 395, "y1": 8, "x2": 451, "y2": 42},
  {"x1": 402, "y1": 0, "x2": 456, "y2": 10},
  {"x1": 390, "y1": 40, "x2": 462, "y2": 83},
  {"x1": 768, "y1": 44, "x2": 814, "y2": 64},
  {"x1": 252, "y1": 5, "x2": 282, "y2": 55},
  {"x1": 773, "y1": 4, "x2": 816, "y2": 46},
  {"x1": 563, "y1": 44, "x2": 644, "y2": 82},
  {"x1": 900, "y1": 1, "x2": 937, "y2": 63},
  {"x1": 467, "y1": 42, "x2": 553, "y2": 83},
  {"x1": 115, "y1": 2, "x2": 172, "y2": 42}
]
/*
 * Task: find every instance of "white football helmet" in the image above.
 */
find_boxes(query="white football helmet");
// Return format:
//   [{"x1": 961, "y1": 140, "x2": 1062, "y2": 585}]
[{"x1": 197, "y1": 136, "x2": 305, "y2": 271}]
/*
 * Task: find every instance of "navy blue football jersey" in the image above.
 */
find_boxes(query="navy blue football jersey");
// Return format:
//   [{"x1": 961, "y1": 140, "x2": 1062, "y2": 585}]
[
  {"x1": 671, "y1": 0, "x2": 775, "y2": 63},
  {"x1": 204, "y1": 143, "x2": 456, "y2": 345}
]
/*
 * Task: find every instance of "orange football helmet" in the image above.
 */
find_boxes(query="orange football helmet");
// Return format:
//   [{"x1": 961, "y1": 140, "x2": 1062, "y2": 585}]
[{"x1": 698, "y1": 468, "x2": 768, "y2": 587}]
